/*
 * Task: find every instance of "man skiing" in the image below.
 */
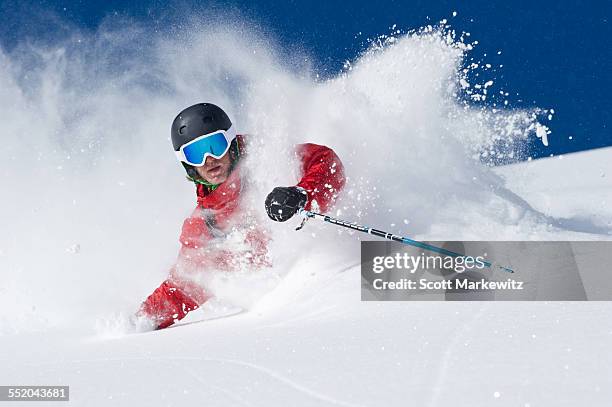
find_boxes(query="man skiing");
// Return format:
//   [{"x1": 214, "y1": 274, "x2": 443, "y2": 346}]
[{"x1": 136, "y1": 103, "x2": 345, "y2": 329}]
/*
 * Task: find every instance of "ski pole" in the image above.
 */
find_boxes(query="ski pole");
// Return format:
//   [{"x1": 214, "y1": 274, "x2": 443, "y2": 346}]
[{"x1": 297, "y1": 209, "x2": 514, "y2": 274}]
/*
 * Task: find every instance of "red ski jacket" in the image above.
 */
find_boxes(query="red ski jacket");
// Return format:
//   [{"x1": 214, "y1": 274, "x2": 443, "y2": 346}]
[{"x1": 139, "y1": 136, "x2": 345, "y2": 329}]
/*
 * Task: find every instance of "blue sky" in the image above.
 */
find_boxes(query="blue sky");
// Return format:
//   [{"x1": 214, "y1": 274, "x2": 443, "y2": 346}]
[{"x1": 1, "y1": 0, "x2": 610, "y2": 159}]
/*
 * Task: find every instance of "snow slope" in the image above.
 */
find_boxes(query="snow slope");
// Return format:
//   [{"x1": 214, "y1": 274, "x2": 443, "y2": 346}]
[
  {"x1": 1, "y1": 17, "x2": 611, "y2": 406},
  {"x1": 494, "y1": 147, "x2": 612, "y2": 231},
  {"x1": 2, "y1": 150, "x2": 612, "y2": 407}
]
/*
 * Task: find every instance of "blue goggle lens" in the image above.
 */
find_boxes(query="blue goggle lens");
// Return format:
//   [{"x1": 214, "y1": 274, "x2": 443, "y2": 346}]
[{"x1": 182, "y1": 132, "x2": 230, "y2": 165}]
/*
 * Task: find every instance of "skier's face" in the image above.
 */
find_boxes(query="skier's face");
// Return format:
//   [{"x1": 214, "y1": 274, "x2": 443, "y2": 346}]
[{"x1": 195, "y1": 152, "x2": 232, "y2": 184}]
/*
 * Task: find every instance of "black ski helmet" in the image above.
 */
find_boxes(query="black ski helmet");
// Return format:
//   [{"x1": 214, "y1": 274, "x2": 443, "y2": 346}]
[
  {"x1": 171, "y1": 103, "x2": 236, "y2": 180},
  {"x1": 171, "y1": 103, "x2": 233, "y2": 151}
]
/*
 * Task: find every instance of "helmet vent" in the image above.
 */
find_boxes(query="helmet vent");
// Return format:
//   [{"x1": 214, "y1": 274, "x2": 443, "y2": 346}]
[{"x1": 179, "y1": 125, "x2": 187, "y2": 135}]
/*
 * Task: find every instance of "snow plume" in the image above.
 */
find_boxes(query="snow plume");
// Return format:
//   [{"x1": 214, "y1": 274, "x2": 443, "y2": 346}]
[{"x1": 0, "y1": 14, "x2": 564, "y2": 335}]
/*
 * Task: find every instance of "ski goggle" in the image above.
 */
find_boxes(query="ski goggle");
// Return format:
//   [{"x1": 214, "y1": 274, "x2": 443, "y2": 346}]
[{"x1": 175, "y1": 127, "x2": 236, "y2": 166}]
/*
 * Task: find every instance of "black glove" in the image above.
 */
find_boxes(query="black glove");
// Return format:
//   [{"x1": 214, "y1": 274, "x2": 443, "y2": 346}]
[{"x1": 265, "y1": 186, "x2": 308, "y2": 222}]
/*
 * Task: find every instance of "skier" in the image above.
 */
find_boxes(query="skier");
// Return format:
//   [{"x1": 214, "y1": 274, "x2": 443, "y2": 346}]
[{"x1": 136, "y1": 103, "x2": 345, "y2": 329}]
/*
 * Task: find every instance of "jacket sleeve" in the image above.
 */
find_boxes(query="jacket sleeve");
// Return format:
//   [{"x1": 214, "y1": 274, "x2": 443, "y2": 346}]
[
  {"x1": 137, "y1": 276, "x2": 209, "y2": 330},
  {"x1": 137, "y1": 211, "x2": 214, "y2": 329},
  {"x1": 179, "y1": 214, "x2": 212, "y2": 249},
  {"x1": 295, "y1": 143, "x2": 346, "y2": 213}
]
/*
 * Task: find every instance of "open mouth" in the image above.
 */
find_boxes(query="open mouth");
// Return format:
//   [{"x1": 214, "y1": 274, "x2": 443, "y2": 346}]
[{"x1": 206, "y1": 164, "x2": 223, "y2": 177}]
